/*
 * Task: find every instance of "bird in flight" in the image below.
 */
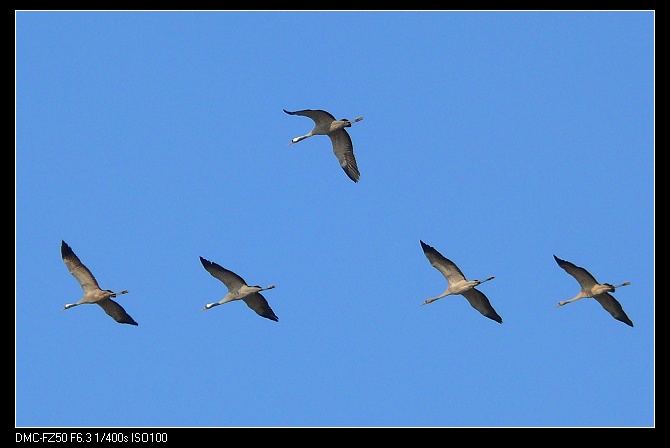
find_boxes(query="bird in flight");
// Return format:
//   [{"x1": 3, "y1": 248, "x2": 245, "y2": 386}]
[
  {"x1": 553, "y1": 255, "x2": 633, "y2": 327},
  {"x1": 420, "y1": 240, "x2": 502, "y2": 323},
  {"x1": 60, "y1": 240, "x2": 137, "y2": 325},
  {"x1": 199, "y1": 256, "x2": 278, "y2": 322},
  {"x1": 283, "y1": 108, "x2": 363, "y2": 183}
]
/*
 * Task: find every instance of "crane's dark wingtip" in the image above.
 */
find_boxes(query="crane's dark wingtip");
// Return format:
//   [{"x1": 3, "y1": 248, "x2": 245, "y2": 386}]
[
  {"x1": 620, "y1": 318, "x2": 634, "y2": 327},
  {"x1": 61, "y1": 240, "x2": 73, "y2": 257},
  {"x1": 485, "y1": 311, "x2": 503, "y2": 324},
  {"x1": 283, "y1": 109, "x2": 295, "y2": 115},
  {"x1": 553, "y1": 254, "x2": 566, "y2": 266},
  {"x1": 118, "y1": 316, "x2": 138, "y2": 325},
  {"x1": 343, "y1": 168, "x2": 360, "y2": 183},
  {"x1": 485, "y1": 313, "x2": 503, "y2": 324}
]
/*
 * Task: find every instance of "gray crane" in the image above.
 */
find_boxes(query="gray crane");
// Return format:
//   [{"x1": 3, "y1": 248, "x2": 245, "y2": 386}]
[
  {"x1": 420, "y1": 240, "x2": 502, "y2": 324},
  {"x1": 60, "y1": 240, "x2": 137, "y2": 325},
  {"x1": 199, "y1": 256, "x2": 278, "y2": 322},
  {"x1": 283, "y1": 108, "x2": 363, "y2": 183},
  {"x1": 553, "y1": 255, "x2": 633, "y2": 327}
]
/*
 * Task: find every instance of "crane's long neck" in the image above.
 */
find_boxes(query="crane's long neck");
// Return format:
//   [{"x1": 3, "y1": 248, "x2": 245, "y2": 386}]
[
  {"x1": 613, "y1": 281, "x2": 631, "y2": 289},
  {"x1": 556, "y1": 292, "x2": 587, "y2": 307},
  {"x1": 422, "y1": 290, "x2": 451, "y2": 306},
  {"x1": 111, "y1": 289, "x2": 129, "y2": 297}
]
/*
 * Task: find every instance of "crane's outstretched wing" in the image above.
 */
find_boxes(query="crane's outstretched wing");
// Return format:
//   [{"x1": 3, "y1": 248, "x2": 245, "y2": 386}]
[
  {"x1": 593, "y1": 292, "x2": 633, "y2": 327},
  {"x1": 200, "y1": 256, "x2": 247, "y2": 292},
  {"x1": 421, "y1": 240, "x2": 467, "y2": 284},
  {"x1": 283, "y1": 108, "x2": 336, "y2": 126},
  {"x1": 461, "y1": 288, "x2": 503, "y2": 323},
  {"x1": 554, "y1": 255, "x2": 599, "y2": 289},
  {"x1": 329, "y1": 129, "x2": 360, "y2": 183},
  {"x1": 242, "y1": 292, "x2": 279, "y2": 322},
  {"x1": 61, "y1": 240, "x2": 101, "y2": 292},
  {"x1": 97, "y1": 298, "x2": 138, "y2": 326}
]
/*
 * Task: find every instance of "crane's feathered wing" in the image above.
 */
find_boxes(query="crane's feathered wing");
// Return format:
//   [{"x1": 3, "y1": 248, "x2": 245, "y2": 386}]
[
  {"x1": 200, "y1": 256, "x2": 247, "y2": 292},
  {"x1": 61, "y1": 240, "x2": 137, "y2": 326},
  {"x1": 283, "y1": 108, "x2": 361, "y2": 183},
  {"x1": 420, "y1": 240, "x2": 467, "y2": 284},
  {"x1": 242, "y1": 293, "x2": 279, "y2": 322},
  {"x1": 61, "y1": 240, "x2": 101, "y2": 292},
  {"x1": 461, "y1": 288, "x2": 503, "y2": 323}
]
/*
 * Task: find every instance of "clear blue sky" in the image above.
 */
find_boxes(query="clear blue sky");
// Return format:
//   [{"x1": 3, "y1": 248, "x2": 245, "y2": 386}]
[{"x1": 16, "y1": 11, "x2": 654, "y2": 428}]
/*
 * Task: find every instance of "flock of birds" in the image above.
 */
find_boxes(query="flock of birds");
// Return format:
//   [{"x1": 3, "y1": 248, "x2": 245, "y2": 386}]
[{"x1": 60, "y1": 108, "x2": 634, "y2": 328}]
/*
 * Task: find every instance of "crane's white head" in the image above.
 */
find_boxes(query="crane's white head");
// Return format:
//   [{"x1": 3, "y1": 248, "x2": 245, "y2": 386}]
[
  {"x1": 289, "y1": 134, "x2": 312, "y2": 145},
  {"x1": 201, "y1": 302, "x2": 219, "y2": 311}
]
